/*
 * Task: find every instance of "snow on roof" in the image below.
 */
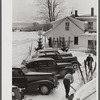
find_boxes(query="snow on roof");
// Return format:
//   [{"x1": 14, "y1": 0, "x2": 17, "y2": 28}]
[
  {"x1": 50, "y1": 17, "x2": 67, "y2": 25},
  {"x1": 80, "y1": 32, "x2": 97, "y2": 36},
  {"x1": 76, "y1": 14, "x2": 96, "y2": 17},
  {"x1": 27, "y1": 58, "x2": 55, "y2": 63}
]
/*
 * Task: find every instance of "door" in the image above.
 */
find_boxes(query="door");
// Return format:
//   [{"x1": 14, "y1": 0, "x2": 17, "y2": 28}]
[
  {"x1": 36, "y1": 61, "x2": 48, "y2": 72},
  {"x1": 88, "y1": 40, "x2": 96, "y2": 49},
  {"x1": 12, "y1": 69, "x2": 27, "y2": 88},
  {"x1": 47, "y1": 60, "x2": 58, "y2": 74}
]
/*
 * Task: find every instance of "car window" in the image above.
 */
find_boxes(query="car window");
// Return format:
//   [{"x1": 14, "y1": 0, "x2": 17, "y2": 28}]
[
  {"x1": 12, "y1": 69, "x2": 23, "y2": 76},
  {"x1": 27, "y1": 61, "x2": 38, "y2": 68},
  {"x1": 47, "y1": 61, "x2": 56, "y2": 66},
  {"x1": 34, "y1": 61, "x2": 38, "y2": 66},
  {"x1": 38, "y1": 61, "x2": 47, "y2": 67}
]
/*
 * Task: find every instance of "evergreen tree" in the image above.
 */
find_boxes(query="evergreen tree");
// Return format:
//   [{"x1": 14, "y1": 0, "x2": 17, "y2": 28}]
[
  {"x1": 61, "y1": 37, "x2": 67, "y2": 51},
  {"x1": 35, "y1": 36, "x2": 44, "y2": 51}
]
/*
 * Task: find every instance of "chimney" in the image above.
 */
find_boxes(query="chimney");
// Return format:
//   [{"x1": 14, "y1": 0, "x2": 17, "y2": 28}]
[
  {"x1": 91, "y1": 8, "x2": 94, "y2": 16},
  {"x1": 75, "y1": 10, "x2": 78, "y2": 17}
]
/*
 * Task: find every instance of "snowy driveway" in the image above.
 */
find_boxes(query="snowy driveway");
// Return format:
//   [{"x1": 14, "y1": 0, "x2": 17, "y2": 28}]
[{"x1": 24, "y1": 79, "x2": 77, "y2": 100}]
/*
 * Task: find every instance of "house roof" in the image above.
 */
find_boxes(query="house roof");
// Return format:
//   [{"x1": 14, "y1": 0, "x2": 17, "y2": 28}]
[
  {"x1": 77, "y1": 14, "x2": 97, "y2": 17},
  {"x1": 67, "y1": 17, "x2": 85, "y2": 32},
  {"x1": 43, "y1": 17, "x2": 66, "y2": 36},
  {"x1": 50, "y1": 17, "x2": 67, "y2": 25},
  {"x1": 76, "y1": 16, "x2": 96, "y2": 21},
  {"x1": 43, "y1": 16, "x2": 86, "y2": 36}
]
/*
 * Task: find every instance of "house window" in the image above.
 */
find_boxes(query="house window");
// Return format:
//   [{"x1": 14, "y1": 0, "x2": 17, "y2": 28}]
[
  {"x1": 88, "y1": 40, "x2": 96, "y2": 49},
  {"x1": 65, "y1": 22, "x2": 69, "y2": 30},
  {"x1": 88, "y1": 22, "x2": 93, "y2": 29},
  {"x1": 74, "y1": 37, "x2": 78, "y2": 45}
]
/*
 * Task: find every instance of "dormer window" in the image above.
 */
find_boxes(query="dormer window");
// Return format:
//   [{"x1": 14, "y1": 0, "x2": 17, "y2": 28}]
[
  {"x1": 65, "y1": 22, "x2": 70, "y2": 30},
  {"x1": 88, "y1": 22, "x2": 93, "y2": 29}
]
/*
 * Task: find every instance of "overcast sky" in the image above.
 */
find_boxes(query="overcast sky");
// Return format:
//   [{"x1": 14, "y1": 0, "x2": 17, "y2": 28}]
[{"x1": 13, "y1": 0, "x2": 97, "y2": 23}]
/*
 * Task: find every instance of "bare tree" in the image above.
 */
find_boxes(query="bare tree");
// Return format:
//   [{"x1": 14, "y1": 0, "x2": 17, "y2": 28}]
[{"x1": 37, "y1": 0, "x2": 66, "y2": 23}]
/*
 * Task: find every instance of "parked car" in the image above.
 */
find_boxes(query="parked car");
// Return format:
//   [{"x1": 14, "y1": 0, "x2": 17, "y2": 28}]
[
  {"x1": 12, "y1": 85, "x2": 24, "y2": 100},
  {"x1": 26, "y1": 58, "x2": 74, "y2": 77},
  {"x1": 32, "y1": 48, "x2": 72, "y2": 58},
  {"x1": 32, "y1": 49, "x2": 81, "y2": 69},
  {"x1": 12, "y1": 67, "x2": 58, "y2": 95}
]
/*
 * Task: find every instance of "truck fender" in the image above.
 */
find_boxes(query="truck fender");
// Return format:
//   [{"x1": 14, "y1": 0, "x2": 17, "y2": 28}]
[{"x1": 25, "y1": 80, "x2": 54, "y2": 91}]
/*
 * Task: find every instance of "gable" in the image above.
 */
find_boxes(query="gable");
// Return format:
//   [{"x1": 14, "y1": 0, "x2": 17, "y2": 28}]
[{"x1": 43, "y1": 16, "x2": 87, "y2": 37}]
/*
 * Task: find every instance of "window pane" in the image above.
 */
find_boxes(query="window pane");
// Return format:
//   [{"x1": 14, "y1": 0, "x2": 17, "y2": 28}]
[
  {"x1": 88, "y1": 40, "x2": 96, "y2": 49},
  {"x1": 65, "y1": 22, "x2": 69, "y2": 30},
  {"x1": 74, "y1": 37, "x2": 78, "y2": 45},
  {"x1": 88, "y1": 22, "x2": 93, "y2": 29}
]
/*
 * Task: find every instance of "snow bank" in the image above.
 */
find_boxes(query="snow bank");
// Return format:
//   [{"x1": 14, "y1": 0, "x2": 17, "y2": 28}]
[{"x1": 73, "y1": 78, "x2": 96, "y2": 100}]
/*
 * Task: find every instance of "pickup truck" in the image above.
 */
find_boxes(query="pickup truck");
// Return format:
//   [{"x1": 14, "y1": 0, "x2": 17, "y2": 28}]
[
  {"x1": 12, "y1": 67, "x2": 58, "y2": 95},
  {"x1": 26, "y1": 58, "x2": 74, "y2": 77},
  {"x1": 32, "y1": 50, "x2": 81, "y2": 69}
]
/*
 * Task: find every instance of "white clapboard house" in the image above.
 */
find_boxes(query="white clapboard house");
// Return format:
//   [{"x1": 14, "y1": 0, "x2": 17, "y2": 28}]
[{"x1": 43, "y1": 8, "x2": 97, "y2": 50}]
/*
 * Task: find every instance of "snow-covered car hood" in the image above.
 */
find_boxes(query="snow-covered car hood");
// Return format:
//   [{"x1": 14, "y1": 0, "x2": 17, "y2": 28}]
[
  {"x1": 62, "y1": 56, "x2": 75, "y2": 59},
  {"x1": 60, "y1": 52, "x2": 71, "y2": 55},
  {"x1": 57, "y1": 62, "x2": 72, "y2": 66},
  {"x1": 25, "y1": 71, "x2": 53, "y2": 75}
]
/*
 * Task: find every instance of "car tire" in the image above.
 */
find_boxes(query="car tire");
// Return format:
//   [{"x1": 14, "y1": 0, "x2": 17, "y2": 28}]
[
  {"x1": 39, "y1": 85, "x2": 50, "y2": 95},
  {"x1": 72, "y1": 63, "x2": 78, "y2": 70},
  {"x1": 59, "y1": 70, "x2": 67, "y2": 78}
]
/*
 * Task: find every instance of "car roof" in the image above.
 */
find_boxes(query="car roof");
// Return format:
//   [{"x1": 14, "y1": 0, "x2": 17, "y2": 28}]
[
  {"x1": 12, "y1": 67, "x2": 21, "y2": 70},
  {"x1": 12, "y1": 64, "x2": 26, "y2": 69},
  {"x1": 12, "y1": 85, "x2": 18, "y2": 88},
  {"x1": 38, "y1": 48, "x2": 57, "y2": 52},
  {"x1": 27, "y1": 58, "x2": 55, "y2": 63}
]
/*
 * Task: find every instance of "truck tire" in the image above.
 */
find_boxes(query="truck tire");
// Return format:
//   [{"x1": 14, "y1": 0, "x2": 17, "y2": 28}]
[
  {"x1": 72, "y1": 63, "x2": 78, "y2": 70},
  {"x1": 39, "y1": 85, "x2": 50, "y2": 95},
  {"x1": 59, "y1": 70, "x2": 67, "y2": 78}
]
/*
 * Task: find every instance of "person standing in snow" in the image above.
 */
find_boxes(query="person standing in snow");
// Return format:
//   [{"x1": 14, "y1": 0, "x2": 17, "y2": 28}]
[
  {"x1": 63, "y1": 69, "x2": 75, "y2": 99},
  {"x1": 86, "y1": 54, "x2": 94, "y2": 74}
]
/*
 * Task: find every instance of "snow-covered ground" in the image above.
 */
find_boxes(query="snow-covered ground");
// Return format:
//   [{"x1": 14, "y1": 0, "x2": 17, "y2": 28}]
[{"x1": 13, "y1": 31, "x2": 97, "y2": 100}]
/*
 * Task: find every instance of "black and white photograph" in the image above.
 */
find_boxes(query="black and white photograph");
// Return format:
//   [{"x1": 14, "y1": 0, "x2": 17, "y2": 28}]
[{"x1": 12, "y1": 0, "x2": 97, "y2": 100}]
